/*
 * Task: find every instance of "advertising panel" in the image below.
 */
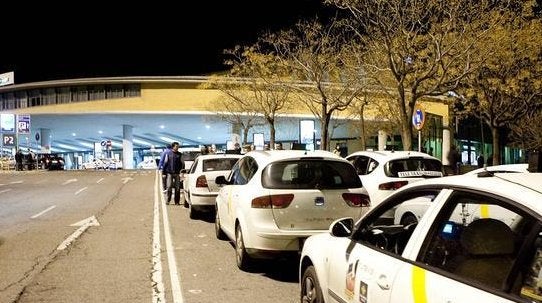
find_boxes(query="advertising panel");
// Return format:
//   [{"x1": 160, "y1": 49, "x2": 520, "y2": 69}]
[
  {"x1": 17, "y1": 114, "x2": 31, "y2": 134},
  {"x1": 1, "y1": 114, "x2": 15, "y2": 132},
  {"x1": 300, "y1": 120, "x2": 315, "y2": 151}
]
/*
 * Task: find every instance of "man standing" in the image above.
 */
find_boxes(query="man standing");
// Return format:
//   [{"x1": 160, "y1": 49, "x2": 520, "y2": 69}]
[
  {"x1": 162, "y1": 142, "x2": 184, "y2": 205},
  {"x1": 15, "y1": 149, "x2": 23, "y2": 171}
]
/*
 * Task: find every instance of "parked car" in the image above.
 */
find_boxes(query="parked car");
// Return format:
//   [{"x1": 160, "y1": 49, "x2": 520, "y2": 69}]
[
  {"x1": 394, "y1": 163, "x2": 531, "y2": 225},
  {"x1": 46, "y1": 155, "x2": 65, "y2": 170},
  {"x1": 346, "y1": 150, "x2": 443, "y2": 207},
  {"x1": 465, "y1": 163, "x2": 529, "y2": 175},
  {"x1": 300, "y1": 172, "x2": 542, "y2": 303},
  {"x1": 181, "y1": 154, "x2": 242, "y2": 218},
  {"x1": 81, "y1": 158, "x2": 108, "y2": 170},
  {"x1": 214, "y1": 150, "x2": 370, "y2": 271},
  {"x1": 137, "y1": 158, "x2": 158, "y2": 170}
]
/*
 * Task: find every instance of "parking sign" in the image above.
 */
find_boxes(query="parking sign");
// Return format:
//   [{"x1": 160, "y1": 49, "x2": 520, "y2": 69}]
[{"x1": 17, "y1": 114, "x2": 31, "y2": 134}]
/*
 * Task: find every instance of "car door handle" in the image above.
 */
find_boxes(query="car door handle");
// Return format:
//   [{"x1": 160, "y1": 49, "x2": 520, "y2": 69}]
[{"x1": 376, "y1": 274, "x2": 390, "y2": 290}]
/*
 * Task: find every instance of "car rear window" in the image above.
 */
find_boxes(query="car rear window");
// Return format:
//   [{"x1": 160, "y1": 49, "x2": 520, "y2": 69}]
[
  {"x1": 262, "y1": 160, "x2": 362, "y2": 189},
  {"x1": 202, "y1": 158, "x2": 239, "y2": 172},
  {"x1": 385, "y1": 158, "x2": 443, "y2": 178}
]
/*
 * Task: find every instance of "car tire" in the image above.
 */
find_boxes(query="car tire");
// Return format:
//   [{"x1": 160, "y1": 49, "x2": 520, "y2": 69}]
[
  {"x1": 215, "y1": 208, "x2": 227, "y2": 240},
  {"x1": 301, "y1": 265, "x2": 324, "y2": 303},
  {"x1": 189, "y1": 203, "x2": 198, "y2": 219},
  {"x1": 235, "y1": 224, "x2": 253, "y2": 271}
]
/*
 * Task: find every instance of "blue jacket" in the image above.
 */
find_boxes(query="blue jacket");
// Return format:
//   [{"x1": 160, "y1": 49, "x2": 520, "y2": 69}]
[
  {"x1": 162, "y1": 149, "x2": 184, "y2": 174},
  {"x1": 158, "y1": 147, "x2": 171, "y2": 170}
]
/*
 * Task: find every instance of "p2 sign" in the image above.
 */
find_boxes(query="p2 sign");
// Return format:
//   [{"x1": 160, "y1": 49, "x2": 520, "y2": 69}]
[{"x1": 3, "y1": 134, "x2": 16, "y2": 146}]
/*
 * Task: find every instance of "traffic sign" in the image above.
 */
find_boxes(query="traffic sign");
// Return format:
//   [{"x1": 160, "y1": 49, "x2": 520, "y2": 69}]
[
  {"x1": 17, "y1": 114, "x2": 31, "y2": 134},
  {"x1": 412, "y1": 105, "x2": 426, "y2": 131},
  {"x1": 101, "y1": 140, "x2": 107, "y2": 147},
  {"x1": 3, "y1": 134, "x2": 16, "y2": 146}
]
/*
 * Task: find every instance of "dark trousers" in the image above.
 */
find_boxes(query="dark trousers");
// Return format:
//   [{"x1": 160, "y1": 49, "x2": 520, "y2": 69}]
[
  {"x1": 166, "y1": 173, "x2": 181, "y2": 204},
  {"x1": 161, "y1": 171, "x2": 167, "y2": 191}
]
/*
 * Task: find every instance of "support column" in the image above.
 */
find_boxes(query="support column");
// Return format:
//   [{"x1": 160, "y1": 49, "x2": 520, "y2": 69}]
[
  {"x1": 122, "y1": 125, "x2": 134, "y2": 169},
  {"x1": 40, "y1": 128, "x2": 52, "y2": 153},
  {"x1": 378, "y1": 130, "x2": 387, "y2": 151}
]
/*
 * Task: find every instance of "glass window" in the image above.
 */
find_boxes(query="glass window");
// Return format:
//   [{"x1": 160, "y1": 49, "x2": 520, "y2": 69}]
[
  {"x1": 348, "y1": 156, "x2": 371, "y2": 175},
  {"x1": 202, "y1": 158, "x2": 239, "y2": 172},
  {"x1": 352, "y1": 188, "x2": 443, "y2": 256},
  {"x1": 262, "y1": 159, "x2": 362, "y2": 189},
  {"x1": 385, "y1": 157, "x2": 443, "y2": 178},
  {"x1": 418, "y1": 191, "x2": 536, "y2": 292}
]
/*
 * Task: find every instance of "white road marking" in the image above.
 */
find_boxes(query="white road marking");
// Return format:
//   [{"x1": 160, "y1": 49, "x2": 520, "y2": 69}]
[
  {"x1": 0, "y1": 189, "x2": 12, "y2": 194},
  {"x1": 122, "y1": 177, "x2": 134, "y2": 184},
  {"x1": 57, "y1": 216, "x2": 100, "y2": 250},
  {"x1": 10, "y1": 180, "x2": 23, "y2": 184},
  {"x1": 96, "y1": 178, "x2": 105, "y2": 184},
  {"x1": 62, "y1": 179, "x2": 77, "y2": 185},
  {"x1": 31, "y1": 205, "x2": 57, "y2": 219},
  {"x1": 158, "y1": 171, "x2": 184, "y2": 303},
  {"x1": 152, "y1": 172, "x2": 166, "y2": 303},
  {"x1": 74, "y1": 187, "x2": 88, "y2": 195}
]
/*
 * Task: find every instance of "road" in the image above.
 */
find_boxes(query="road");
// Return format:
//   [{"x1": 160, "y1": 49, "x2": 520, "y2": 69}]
[{"x1": 0, "y1": 170, "x2": 298, "y2": 303}]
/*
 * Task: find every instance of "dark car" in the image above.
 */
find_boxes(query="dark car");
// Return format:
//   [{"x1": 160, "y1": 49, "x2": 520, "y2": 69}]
[{"x1": 39, "y1": 154, "x2": 65, "y2": 170}]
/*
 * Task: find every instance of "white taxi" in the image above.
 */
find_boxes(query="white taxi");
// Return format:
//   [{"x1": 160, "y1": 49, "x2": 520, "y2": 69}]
[
  {"x1": 300, "y1": 172, "x2": 542, "y2": 303},
  {"x1": 181, "y1": 154, "x2": 242, "y2": 219},
  {"x1": 214, "y1": 150, "x2": 370, "y2": 271},
  {"x1": 346, "y1": 150, "x2": 443, "y2": 208}
]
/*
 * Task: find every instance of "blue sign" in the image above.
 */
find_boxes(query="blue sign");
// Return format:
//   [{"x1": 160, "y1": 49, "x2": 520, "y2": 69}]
[
  {"x1": 412, "y1": 106, "x2": 426, "y2": 130},
  {"x1": 17, "y1": 114, "x2": 31, "y2": 134}
]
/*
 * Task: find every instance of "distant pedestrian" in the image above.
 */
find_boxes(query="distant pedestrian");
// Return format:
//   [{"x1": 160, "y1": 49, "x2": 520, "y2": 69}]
[
  {"x1": 15, "y1": 149, "x2": 23, "y2": 171},
  {"x1": 333, "y1": 144, "x2": 341, "y2": 157},
  {"x1": 447, "y1": 145, "x2": 460, "y2": 175},
  {"x1": 162, "y1": 142, "x2": 184, "y2": 205},
  {"x1": 477, "y1": 154, "x2": 485, "y2": 168}
]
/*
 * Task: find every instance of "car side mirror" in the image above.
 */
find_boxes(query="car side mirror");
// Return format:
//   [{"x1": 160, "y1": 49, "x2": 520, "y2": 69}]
[
  {"x1": 215, "y1": 175, "x2": 229, "y2": 186},
  {"x1": 180, "y1": 169, "x2": 187, "y2": 174},
  {"x1": 330, "y1": 218, "x2": 354, "y2": 237}
]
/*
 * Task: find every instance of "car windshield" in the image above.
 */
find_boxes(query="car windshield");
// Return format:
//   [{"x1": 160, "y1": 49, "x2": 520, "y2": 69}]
[
  {"x1": 202, "y1": 158, "x2": 239, "y2": 172},
  {"x1": 262, "y1": 159, "x2": 362, "y2": 189},
  {"x1": 385, "y1": 158, "x2": 443, "y2": 178}
]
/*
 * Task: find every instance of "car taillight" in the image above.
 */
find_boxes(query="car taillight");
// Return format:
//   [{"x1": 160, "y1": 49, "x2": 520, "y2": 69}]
[
  {"x1": 196, "y1": 175, "x2": 208, "y2": 188},
  {"x1": 251, "y1": 194, "x2": 294, "y2": 209},
  {"x1": 342, "y1": 193, "x2": 371, "y2": 207},
  {"x1": 378, "y1": 181, "x2": 409, "y2": 190}
]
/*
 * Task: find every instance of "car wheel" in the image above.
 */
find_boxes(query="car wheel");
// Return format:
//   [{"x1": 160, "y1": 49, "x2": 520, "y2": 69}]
[
  {"x1": 400, "y1": 213, "x2": 418, "y2": 226},
  {"x1": 215, "y1": 208, "x2": 227, "y2": 240},
  {"x1": 301, "y1": 265, "x2": 324, "y2": 303},
  {"x1": 235, "y1": 224, "x2": 252, "y2": 271},
  {"x1": 189, "y1": 203, "x2": 198, "y2": 219}
]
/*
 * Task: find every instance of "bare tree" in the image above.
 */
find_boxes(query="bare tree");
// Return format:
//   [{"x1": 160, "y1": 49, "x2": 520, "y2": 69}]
[
  {"x1": 202, "y1": 76, "x2": 264, "y2": 145},
  {"x1": 457, "y1": 1, "x2": 542, "y2": 164},
  {"x1": 327, "y1": 0, "x2": 501, "y2": 151},
  {"x1": 208, "y1": 46, "x2": 293, "y2": 148},
  {"x1": 264, "y1": 19, "x2": 368, "y2": 150}
]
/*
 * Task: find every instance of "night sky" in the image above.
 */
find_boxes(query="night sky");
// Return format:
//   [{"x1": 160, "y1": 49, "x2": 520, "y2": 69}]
[{"x1": 1, "y1": 1, "x2": 331, "y2": 84}]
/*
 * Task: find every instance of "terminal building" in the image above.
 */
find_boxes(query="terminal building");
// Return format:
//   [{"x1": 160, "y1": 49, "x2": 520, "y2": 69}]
[{"x1": 0, "y1": 75, "x2": 462, "y2": 169}]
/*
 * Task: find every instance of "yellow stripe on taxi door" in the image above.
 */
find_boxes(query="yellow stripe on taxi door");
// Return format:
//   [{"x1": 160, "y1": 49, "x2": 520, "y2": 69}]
[
  {"x1": 412, "y1": 266, "x2": 427, "y2": 303},
  {"x1": 480, "y1": 204, "x2": 489, "y2": 218}
]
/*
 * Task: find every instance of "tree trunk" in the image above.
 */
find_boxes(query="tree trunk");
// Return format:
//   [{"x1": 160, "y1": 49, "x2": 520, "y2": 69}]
[
  {"x1": 491, "y1": 126, "x2": 501, "y2": 165},
  {"x1": 269, "y1": 119, "x2": 276, "y2": 149},
  {"x1": 401, "y1": 122, "x2": 413, "y2": 151},
  {"x1": 243, "y1": 127, "x2": 249, "y2": 145},
  {"x1": 320, "y1": 113, "x2": 331, "y2": 150}
]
